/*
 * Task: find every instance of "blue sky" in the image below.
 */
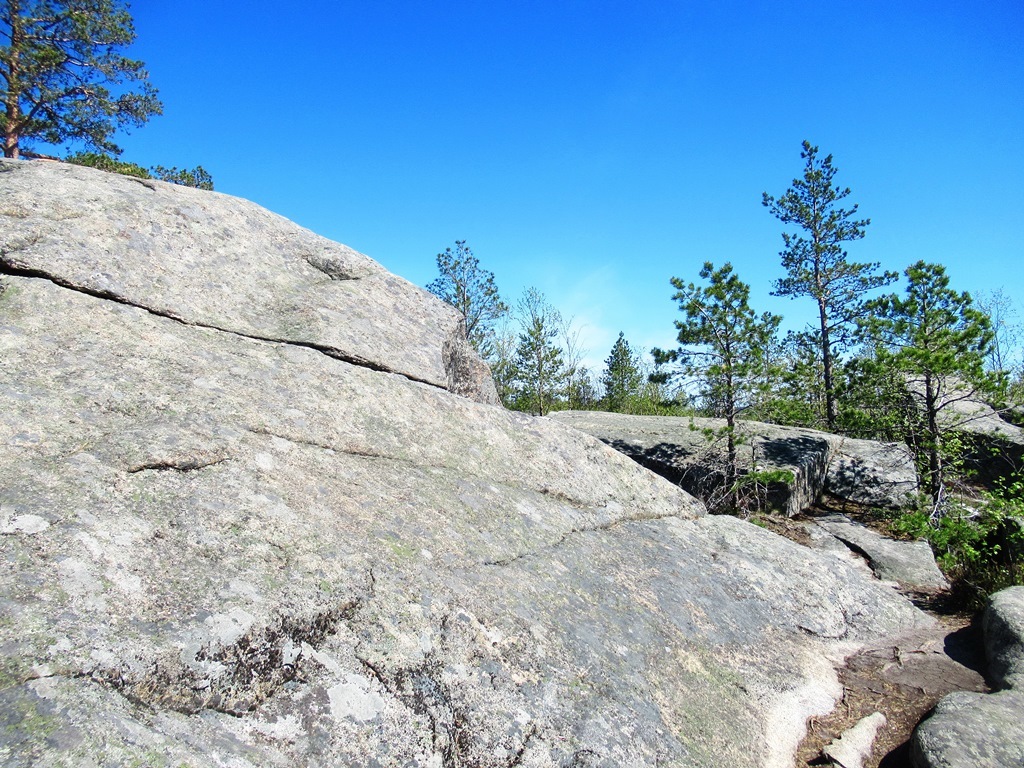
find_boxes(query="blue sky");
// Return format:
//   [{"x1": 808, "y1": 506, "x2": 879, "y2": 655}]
[{"x1": 111, "y1": 0, "x2": 1022, "y2": 372}]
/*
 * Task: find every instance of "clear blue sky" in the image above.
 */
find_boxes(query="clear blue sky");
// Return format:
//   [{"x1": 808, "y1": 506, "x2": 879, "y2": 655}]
[{"x1": 112, "y1": 0, "x2": 1021, "y2": 372}]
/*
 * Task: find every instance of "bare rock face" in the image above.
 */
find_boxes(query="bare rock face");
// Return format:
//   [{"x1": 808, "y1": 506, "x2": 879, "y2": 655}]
[
  {"x1": 0, "y1": 160, "x2": 932, "y2": 767},
  {"x1": 910, "y1": 690, "x2": 1024, "y2": 768},
  {"x1": 984, "y1": 586, "x2": 1024, "y2": 690},
  {"x1": 550, "y1": 411, "x2": 918, "y2": 515},
  {"x1": 0, "y1": 158, "x2": 498, "y2": 405}
]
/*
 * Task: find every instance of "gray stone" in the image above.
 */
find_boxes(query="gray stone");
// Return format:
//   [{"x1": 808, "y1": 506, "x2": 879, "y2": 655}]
[
  {"x1": 984, "y1": 586, "x2": 1024, "y2": 690},
  {"x1": 823, "y1": 711, "x2": 886, "y2": 768},
  {"x1": 550, "y1": 411, "x2": 918, "y2": 515},
  {"x1": 815, "y1": 514, "x2": 949, "y2": 592},
  {"x1": 910, "y1": 689, "x2": 1024, "y2": 768},
  {"x1": 0, "y1": 160, "x2": 933, "y2": 768},
  {"x1": 826, "y1": 436, "x2": 919, "y2": 509},
  {"x1": 0, "y1": 158, "x2": 497, "y2": 405}
]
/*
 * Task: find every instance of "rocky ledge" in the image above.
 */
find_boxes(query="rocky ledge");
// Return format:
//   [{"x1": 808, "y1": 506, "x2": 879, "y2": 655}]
[
  {"x1": 0, "y1": 160, "x2": 934, "y2": 767},
  {"x1": 550, "y1": 411, "x2": 918, "y2": 516}
]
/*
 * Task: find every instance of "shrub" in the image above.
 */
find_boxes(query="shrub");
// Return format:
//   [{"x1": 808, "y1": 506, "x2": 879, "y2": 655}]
[
  {"x1": 65, "y1": 153, "x2": 214, "y2": 190},
  {"x1": 65, "y1": 151, "x2": 151, "y2": 178},
  {"x1": 893, "y1": 477, "x2": 1024, "y2": 608}
]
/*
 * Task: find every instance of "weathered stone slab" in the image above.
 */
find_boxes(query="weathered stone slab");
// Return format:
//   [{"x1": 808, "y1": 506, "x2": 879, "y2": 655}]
[
  {"x1": 823, "y1": 712, "x2": 886, "y2": 768},
  {"x1": 550, "y1": 411, "x2": 917, "y2": 515},
  {"x1": 910, "y1": 689, "x2": 1024, "y2": 768},
  {"x1": 0, "y1": 158, "x2": 496, "y2": 403},
  {"x1": 826, "y1": 437, "x2": 918, "y2": 509},
  {"x1": 815, "y1": 514, "x2": 948, "y2": 592}
]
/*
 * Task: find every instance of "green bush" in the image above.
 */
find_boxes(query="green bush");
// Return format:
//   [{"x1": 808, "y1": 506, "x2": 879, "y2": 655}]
[
  {"x1": 893, "y1": 478, "x2": 1024, "y2": 608},
  {"x1": 65, "y1": 151, "x2": 151, "y2": 178},
  {"x1": 150, "y1": 164, "x2": 214, "y2": 191},
  {"x1": 65, "y1": 153, "x2": 214, "y2": 190}
]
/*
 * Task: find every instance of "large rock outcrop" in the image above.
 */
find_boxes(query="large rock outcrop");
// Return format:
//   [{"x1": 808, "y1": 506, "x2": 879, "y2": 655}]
[
  {"x1": 550, "y1": 411, "x2": 918, "y2": 515},
  {"x1": 0, "y1": 159, "x2": 497, "y2": 404},
  {"x1": 0, "y1": 160, "x2": 932, "y2": 767}
]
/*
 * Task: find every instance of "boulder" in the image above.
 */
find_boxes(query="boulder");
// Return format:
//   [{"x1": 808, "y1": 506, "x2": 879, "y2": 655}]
[
  {"x1": 814, "y1": 514, "x2": 948, "y2": 592},
  {"x1": 549, "y1": 411, "x2": 917, "y2": 515},
  {"x1": 825, "y1": 437, "x2": 919, "y2": 510},
  {"x1": 983, "y1": 586, "x2": 1024, "y2": 690},
  {"x1": 909, "y1": 587, "x2": 1024, "y2": 767},
  {"x1": 0, "y1": 159, "x2": 933, "y2": 767},
  {"x1": 910, "y1": 690, "x2": 1024, "y2": 768}
]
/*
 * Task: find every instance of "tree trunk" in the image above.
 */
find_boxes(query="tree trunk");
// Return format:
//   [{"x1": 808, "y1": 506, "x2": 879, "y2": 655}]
[
  {"x1": 819, "y1": 298, "x2": 837, "y2": 430},
  {"x1": 725, "y1": 369, "x2": 738, "y2": 509},
  {"x1": 924, "y1": 373, "x2": 943, "y2": 507},
  {"x1": 4, "y1": 1, "x2": 23, "y2": 159}
]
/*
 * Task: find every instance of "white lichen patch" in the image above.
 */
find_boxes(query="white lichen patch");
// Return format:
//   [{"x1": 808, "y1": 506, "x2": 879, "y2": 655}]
[
  {"x1": 0, "y1": 513, "x2": 49, "y2": 534},
  {"x1": 247, "y1": 714, "x2": 306, "y2": 743},
  {"x1": 204, "y1": 608, "x2": 257, "y2": 645},
  {"x1": 327, "y1": 675, "x2": 387, "y2": 723},
  {"x1": 254, "y1": 452, "x2": 276, "y2": 471},
  {"x1": 57, "y1": 557, "x2": 107, "y2": 610}
]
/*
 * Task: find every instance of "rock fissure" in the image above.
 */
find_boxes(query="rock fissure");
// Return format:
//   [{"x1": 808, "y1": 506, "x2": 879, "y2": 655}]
[
  {"x1": 0, "y1": 261, "x2": 444, "y2": 391},
  {"x1": 355, "y1": 652, "x2": 467, "y2": 768},
  {"x1": 127, "y1": 456, "x2": 230, "y2": 474},
  {"x1": 301, "y1": 253, "x2": 365, "y2": 281},
  {"x1": 505, "y1": 723, "x2": 540, "y2": 768},
  {"x1": 482, "y1": 510, "x2": 680, "y2": 567},
  {"x1": 128, "y1": 177, "x2": 158, "y2": 191}
]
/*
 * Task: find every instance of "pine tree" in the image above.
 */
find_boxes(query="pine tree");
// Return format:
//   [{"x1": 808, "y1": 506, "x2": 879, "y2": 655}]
[
  {"x1": 860, "y1": 261, "x2": 997, "y2": 508},
  {"x1": 763, "y1": 141, "x2": 896, "y2": 430},
  {"x1": 427, "y1": 240, "x2": 508, "y2": 357},
  {"x1": 653, "y1": 262, "x2": 782, "y2": 503},
  {"x1": 602, "y1": 332, "x2": 644, "y2": 413},
  {"x1": 512, "y1": 288, "x2": 566, "y2": 416},
  {"x1": 2, "y1": 0, "x2": 162, "y2": 158}
]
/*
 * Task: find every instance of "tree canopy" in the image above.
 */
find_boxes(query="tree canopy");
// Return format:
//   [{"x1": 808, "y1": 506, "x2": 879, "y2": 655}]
[
  {"x1": 763, "y1": 141, "x2": 895, "y2": 429},
  {"x1": 653, "y1": 262, "x2": 782, "y2": 501},
  {"x1": 1, "y1": 0, "x2": 161, "y2": 159},
  {"x1": 860, "y1": 261, "x2": 997, "y2": 507},
  {"x1": 512, "y1": 287, "x2": 566, "y2": 416},
  {"x1": 601, "y1": 332, "x2": 644, "y2": 413},
  {"x1": 427, "y1": 240, "x2": 508, "y2": 357}
]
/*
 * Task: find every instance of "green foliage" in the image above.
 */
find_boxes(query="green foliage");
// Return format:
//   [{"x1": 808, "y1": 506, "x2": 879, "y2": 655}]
[
  {"x1": 150, "y1": 164, "x2": 214, "y2": 191},
  {"x1": 859, "y1": 261, "x2": 998, "y2": 504},
  {"x1": 835, "y1": 349, "x2": 914, "y2": 441},
  {"x1": 732, "y1": 469, "x2": 795, "y2": 516},
  {"x1": 757, "y1": 330, "x2": 828, "y2": 428},
  {"x1": 510, "y1": 287, "x2": 567, "y2": 416},
  {"x1": 1, "y1": 0, "x2": 162, "y2": 158},
  {"x1": 65, "y1": 149, "x2": 147, "y2": 177},
  {"x1": 65, "y1": 152, "x2": 214, "y2": 189},
  {"x1": 653, "y1": 262, "x2": 781, "y2": 506},
  {"x1": 763, "y1": 141, "x2": 896, "y2": 428},
  {"x1": 601, "y1": 332, "x2": 645, "y2": 413},
  {"x1": 653, "y1": 262, "x2": 782, "y2": 420},
  {"x1": 892, "y1": 478, "x2": 1024, "y2": 607},
  {"x1": 427, "y1": 240, "x2": 508, "y2": 357}
]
